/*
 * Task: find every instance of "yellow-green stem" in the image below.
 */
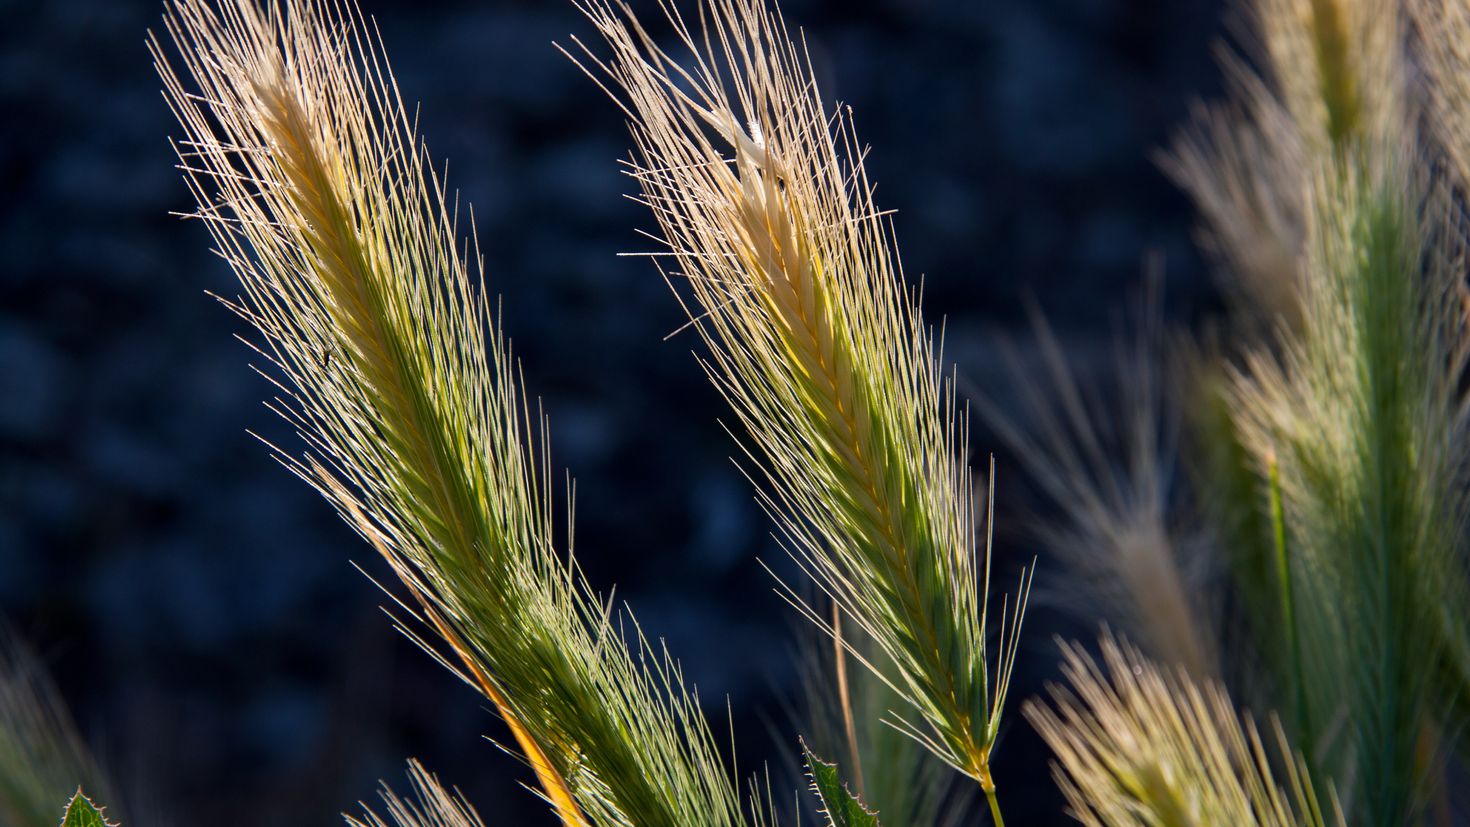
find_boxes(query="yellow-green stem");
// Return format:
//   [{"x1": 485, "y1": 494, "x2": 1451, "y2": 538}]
[
  {"x1": 831, "y1": 603, "x2": 866, "y2": 799},
  {"x1": 1267, "y1": 454, "x2": 1310, "y2": 755},
  {"x1": 977, "y1": 760, "x2": 1004, "y2": 827},
  {"x1": 984, "y1": 787, "x2": 1005, "y2": 827}
]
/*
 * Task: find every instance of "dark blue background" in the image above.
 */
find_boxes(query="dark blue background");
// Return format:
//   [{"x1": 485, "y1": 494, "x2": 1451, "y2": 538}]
[{"x1": 0, "y1": 0, "x2": 1225, "y2": 823}]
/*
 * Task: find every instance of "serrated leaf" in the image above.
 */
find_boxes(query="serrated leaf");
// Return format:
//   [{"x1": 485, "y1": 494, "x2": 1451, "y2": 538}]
[
  {"x1": 60, "y1": 789, "x2": 114, "y2": 827},
  {"x1": 802, "y1": 738, "x2": 879, "y2": 827}
]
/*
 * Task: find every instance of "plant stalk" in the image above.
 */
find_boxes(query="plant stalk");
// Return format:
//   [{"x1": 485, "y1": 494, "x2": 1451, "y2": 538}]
[
  {"x1": 1267, "y1": 453, "x2": 1310, "y2": 755},
  {"x1": 984, "y1": 785, "x2": 1006, "y2": 827},
  {"x1": 831, "y1": 602, "x2": 866, "y2": 799},
  {"x1": 978, "y1": 759, "x2": 1005, "y2": 827}
]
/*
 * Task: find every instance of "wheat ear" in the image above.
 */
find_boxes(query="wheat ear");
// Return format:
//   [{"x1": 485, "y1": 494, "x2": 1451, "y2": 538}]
[
  {"x1": 565, "y1": 0, "x2": 1030, "y2": 811},
  {"x1": 153, "y1": 2, "x2": 754, "y2": 824}
]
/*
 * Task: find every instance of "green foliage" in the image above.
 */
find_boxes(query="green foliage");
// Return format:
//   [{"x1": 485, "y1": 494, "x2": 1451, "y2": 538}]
[
  {"x1": 803, "y1": 742, "x2": 879, "y2": 827},
  {"x1": 60, "y1": 791, "x2": 115, "y2": 827}
]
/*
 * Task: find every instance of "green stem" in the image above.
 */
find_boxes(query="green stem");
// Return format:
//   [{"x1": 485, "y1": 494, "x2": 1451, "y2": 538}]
[
  {"x1": 1268, "y1": 455, "x2": 1311, "y2": 753},
  {"x1": 984, "y1": 786, "x2": 1005, "y2": 827},
  {"x1": 978, "y1": 762, "x2": 1004, "y2": 827}
]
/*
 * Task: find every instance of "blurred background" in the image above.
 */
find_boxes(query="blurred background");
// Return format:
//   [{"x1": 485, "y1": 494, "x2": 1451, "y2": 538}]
[{"x1": 0, "y1": 0, "x2": 1226, "y2": 823}]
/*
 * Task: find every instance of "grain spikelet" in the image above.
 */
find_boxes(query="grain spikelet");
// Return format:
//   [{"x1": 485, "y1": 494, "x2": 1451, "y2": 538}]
[
  {"x1": 153, "y1": 2, "x2": 751, "y2": 824},
  {"x1": 564, "y1": 0, "x2": 1030, "y2": 809}
]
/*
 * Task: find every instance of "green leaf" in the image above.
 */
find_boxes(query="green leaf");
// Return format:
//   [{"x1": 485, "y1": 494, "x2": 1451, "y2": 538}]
[
  {"x1": 59, "y1": 789, "x2": 114, "y2": 827},
  {"x1": 803, "y1": 739, "x2": 879, "y2": 827}
]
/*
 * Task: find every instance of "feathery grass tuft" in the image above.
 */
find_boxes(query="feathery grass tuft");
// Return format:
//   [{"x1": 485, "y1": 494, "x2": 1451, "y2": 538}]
[
  {"x1": 60, "y1": 789, "x2": 118, "y2": 827},
  {"x1": 1159, "y1": 96, "x2": 1305, "y2": 325},
  {"x1": 153, "y1": 1, "x2": 756, "y2": 824},
  {"x1": 1027, "y1": 633, "x2": 1341, "y2": 827},
  {"x1": 565, "y1": 0, "x2": 1030, "y2": 812},
  {"x1": 347, "y1": 760, "x2": 486, "y2": 827},
  {"x1": 1159, "y1": 0, "x2": 1470, "y2": 818},
  {"x1": 1161, "y1": 0, "x2": 1400, "y2": 328},
  {"x1": 978, "y1": 294, "x2": 1217, "y2": 679},
  {"x1": 1228, "y1": 149, "x2": 1469, "y2": 823},
  {"x1": 1406, "y1": 0, "x2": 1470, "y2": 756},
  {"x1": 1254, "y1": 0, "x2": 1399, "y2": 153},
  {"x1": 1414, "y1": 0, "x2": 1470, "y2": 193}
]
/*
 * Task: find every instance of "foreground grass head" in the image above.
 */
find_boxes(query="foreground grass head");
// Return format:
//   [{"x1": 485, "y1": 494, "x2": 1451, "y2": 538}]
[
  {"x1": 566, "y1": 0, "x2": 1029, "y2": 810},
  {"x1": 152, "y1": 1, "x2": 762, "y2": 824}
]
